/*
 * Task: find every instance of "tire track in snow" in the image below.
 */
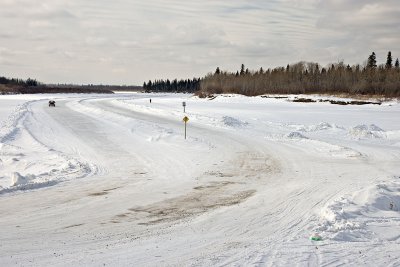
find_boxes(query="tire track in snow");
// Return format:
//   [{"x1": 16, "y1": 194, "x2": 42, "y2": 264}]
[
  {"x1": 83, "y1": 97, "x2": 354, "y2": 265},
  {"x1": 1, "y1": 99, "x2": 95, "y2": 194},
  {"x1": 40, "y1": 99, "x2": 148, "y2": 179},
  {"x1": 83, "y1": 98, "x2": 342, "y2": 265},
  {"x1": 76, "y1": 98, "x2": 280, "y2": 226}
]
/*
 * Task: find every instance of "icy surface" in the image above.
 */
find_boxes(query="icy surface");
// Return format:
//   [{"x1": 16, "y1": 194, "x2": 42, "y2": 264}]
[{"x1": 0, "y1": 93, "x2": 399, "y2": 266}]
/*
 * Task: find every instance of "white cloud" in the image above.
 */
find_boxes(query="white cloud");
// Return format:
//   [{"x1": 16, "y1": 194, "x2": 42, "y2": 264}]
[
  {"x1": 84, "y1": 36, "x2": 109, "y2": 46},
  {"x1": 112, "y1": 68, "x2": 127, "y2": 74},
  {"x1": 28, "y1": 20, "x2": 55, "y2": 28},
  {"x1": 0, "y1": 0, "x2": 398, "y2": 84}
]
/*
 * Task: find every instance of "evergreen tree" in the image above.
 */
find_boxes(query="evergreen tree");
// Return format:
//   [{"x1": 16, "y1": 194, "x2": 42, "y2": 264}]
[
  {"x1": 26, "y1": 78, "x2": 38, "y2": 86},
  {"x1": 395, "y1": 58, "x2": 399, "y2": 69},
  {"x1": 386, "y1": 51, "x2": 393, "y2": 69},
  {"x1": 367, "y1": 52, "x2": 377, "y2": 69},
  {"x1": 215, "y1": 67, "x2": 221, "y2": 75},
  {"x1": 240, "y1": 64, "x2": 245, "y2": 75}
]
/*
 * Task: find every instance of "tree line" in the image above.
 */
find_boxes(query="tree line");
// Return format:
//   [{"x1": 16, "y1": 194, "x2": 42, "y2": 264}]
[
  {"x1": 0, "y1": 76, "x2": 115, "y2": 94},
  {"x1": 143, "y1": 78, "x2": 200, "y2": 93},
  {"x1": 199, "y1": 52, "x2": 400, "y2": 97},
  {"x1": 0, "y1": 76, "x2": 39, "y2": 87}
]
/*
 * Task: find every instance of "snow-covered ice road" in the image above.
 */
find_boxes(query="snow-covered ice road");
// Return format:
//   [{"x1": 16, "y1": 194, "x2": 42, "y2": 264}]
[{"x1": 0, "y1": 93, "x2": 399, "y2": 266}]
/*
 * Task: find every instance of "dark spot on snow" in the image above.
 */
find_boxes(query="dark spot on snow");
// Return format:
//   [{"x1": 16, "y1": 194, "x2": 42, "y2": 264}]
[
  {"x1": 88, "y1": 191, "x2": 108, "y2": 196},
  {"x1": 290, "y1": 97, "x2": 381, "y2": 105},
  {"x1": 260, "y1": 95, "x2": 289, "y2": 99},
  {"x1": 103, "y1": 187, "x2": 121, "y2": 192},
  {"x1": 116, "y1": 213, "x2": 129, "y2": 218},
  {"x1": 64, "y1": 223, "x2": 84, "y2": 229},
  {"x1": 128, "y1": 188, "x2": 255, "y2": 226},
  {"x1": 292, "y1": 98, "x2": 317, "y2": 103}
]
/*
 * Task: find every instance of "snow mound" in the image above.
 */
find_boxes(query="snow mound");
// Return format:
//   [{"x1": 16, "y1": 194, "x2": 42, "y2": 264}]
[
  {"x1": 222, "y1": 116, "x2": 248, "y2": 128},
  {"x1": 0, "y1": 102, "x2": 30, "y2": 143},
  {"x1": 0, "y1": 180, "x2": 59, "y2": 195},
  {"x1": 297, "y1": 122, "x2": 341, "y2": 132},
  {"x1": 11, "y1": 172, "x2": 30, "y2": 186},
  {"x1": 0, "y1": 144, "x2": 94, "y2": 192},
  {"x1": 0, "y1": 172, "x2": 59, "y2": 194},
  {"x1": 349, "y1": 124, "x2": 385, "y2": 139},
  {"x1": 308, "y1": 122, "x2": 333, "y2": 131},
  {"x1": 286, "y1": 132, "x2": 308, "y2": 139},
  {"x1": 315, "y1": 177, "x2": 400, "y2": 242}
]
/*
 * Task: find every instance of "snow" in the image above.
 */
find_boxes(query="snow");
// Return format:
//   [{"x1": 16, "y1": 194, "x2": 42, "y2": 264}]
[
  {"x1": 0, "y1": 93, "x2": 399, "y2": 266},
  {"x1": 349, "y1": 124, "x2": 386, "y2": 139},
  {"x1": 316, "y1": 176, "x2": 400, "y2": 243}
]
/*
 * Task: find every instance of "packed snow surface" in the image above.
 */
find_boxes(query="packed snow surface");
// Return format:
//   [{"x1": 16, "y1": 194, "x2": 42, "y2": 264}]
[{"x1": 0, "y1": 93, "x2": 399, "y2": 266}]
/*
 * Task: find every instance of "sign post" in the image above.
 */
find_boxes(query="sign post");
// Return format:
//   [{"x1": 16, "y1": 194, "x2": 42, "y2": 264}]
[
  {"x1": 182, "y1": 101, "x2": 186, "y2": 113},
  {"x1": 183, "y1": 116, "x2": 189, "y2": 139}
]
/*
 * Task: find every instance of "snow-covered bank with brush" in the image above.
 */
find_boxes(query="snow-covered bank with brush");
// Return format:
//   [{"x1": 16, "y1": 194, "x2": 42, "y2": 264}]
[{"x1": 0, "y1": 93, "x2": 399, "y2": 266}]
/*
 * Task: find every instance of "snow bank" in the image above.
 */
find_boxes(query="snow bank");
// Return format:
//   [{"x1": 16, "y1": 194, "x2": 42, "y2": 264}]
[
  {"x1": 279, "y1": 132, "x2": 362, "y2": 158},
  {"x1": 286, "y1": 131, "x2": 308, "y2": 139},
  {"x1": 315, "y1": 176, "x2": 400, "y2": 242},
  {"x1": 10, "y1": 172, "x2": 30, "y2": 186},
  {"x1": 222, "y1": 116, "x2": 248, "y2": 128},
  {"x1": 349, "y1": 124, "x2": 385, "y2": 139},
  {"x1": 0, "y1": 102, "x2": 30, "y2": 143},
  {"x1": 296, "y1": 122, "x2": 344, "y2": 132}
]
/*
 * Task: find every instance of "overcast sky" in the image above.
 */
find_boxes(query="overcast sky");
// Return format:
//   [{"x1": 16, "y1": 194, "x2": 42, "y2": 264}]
[{"x1": 0, "y1": 0, "x2": 399, "y2": 85}]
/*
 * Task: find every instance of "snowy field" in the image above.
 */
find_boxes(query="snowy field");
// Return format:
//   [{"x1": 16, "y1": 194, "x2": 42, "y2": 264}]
[{"x1": 0, "y1": 93, "x2": 399, "y2": 266}]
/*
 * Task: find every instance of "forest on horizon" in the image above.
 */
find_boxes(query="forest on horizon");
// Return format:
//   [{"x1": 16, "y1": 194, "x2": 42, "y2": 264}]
[
  {"x1": 2, "y1": 51, "x2": 400, "y2": 97},
  {"x1": 144, "y1": 51, "x2": 400, "y2": 97}
]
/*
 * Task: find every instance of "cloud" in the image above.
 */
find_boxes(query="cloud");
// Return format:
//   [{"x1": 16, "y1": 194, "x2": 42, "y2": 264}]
[
  {"x1": 0, "y1": 0, "x2": 398, "y2": 84},
  {"x1": 0, "y1": 32, "x2": 17, "y2": 39},
  {"x1": 84, "y1": 36, "x2": 109, "y2": 46},
  {"x1": 317, "y1": 1, "x2": 400, "y2": 29},
  {"x1": 312, "y1": 0, "x2": 400, "y2": 64},
  {"x1": 0, "y1": 47, "x2": 25, "y2": 57},
  {"x1": 28, "y1": 20, "x2": 56, "y2": 28},
  {"x1": 112, "y1": 68, "x2": 127, "y2": 74}
]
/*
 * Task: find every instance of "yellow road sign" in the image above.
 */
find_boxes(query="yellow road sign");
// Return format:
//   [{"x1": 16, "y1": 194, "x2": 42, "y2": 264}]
[{"x1": 183, "y1": 116, "x2": 189, "y2": 123}]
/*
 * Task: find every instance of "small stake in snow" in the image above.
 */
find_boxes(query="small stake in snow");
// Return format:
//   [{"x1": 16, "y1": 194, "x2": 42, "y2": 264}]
[
  {"x1": 183, "y1": 116, "x2": 189, "y2": 139},
  {"x1": 182, "y1": 101, "x2": 186, "y2": 113}
]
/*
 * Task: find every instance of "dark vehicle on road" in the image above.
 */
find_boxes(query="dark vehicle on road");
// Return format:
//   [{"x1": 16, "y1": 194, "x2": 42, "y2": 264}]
[{"x1": 49, "y1": 100, "x2": 56, "y2": 107}]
